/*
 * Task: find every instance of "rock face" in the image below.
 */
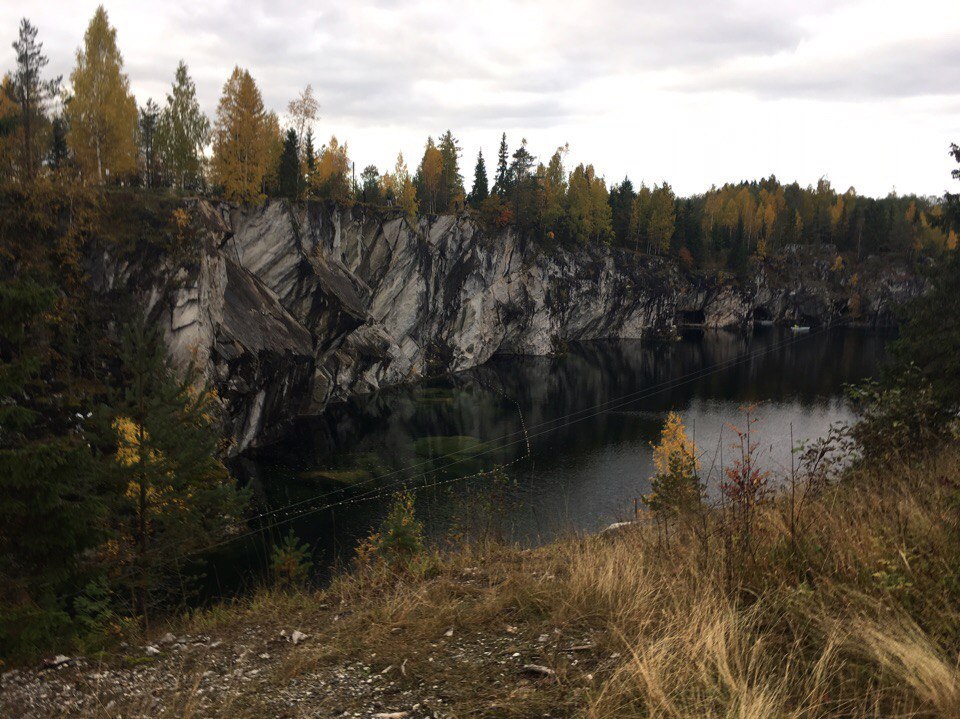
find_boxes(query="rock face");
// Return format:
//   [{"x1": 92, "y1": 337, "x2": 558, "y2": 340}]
[{"x1": 99, "y1": 199, "x2": 921, "y2": 455}]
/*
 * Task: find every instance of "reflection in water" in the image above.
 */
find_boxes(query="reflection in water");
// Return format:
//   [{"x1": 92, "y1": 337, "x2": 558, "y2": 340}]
[{"x1": 215, "y1": 328, "x2": 889, "y2": 589}]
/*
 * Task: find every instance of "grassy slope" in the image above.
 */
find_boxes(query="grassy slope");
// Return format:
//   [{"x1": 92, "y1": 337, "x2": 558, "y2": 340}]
[{"x1": 5, "y1": 444, "x2": 960, "y2": 718}]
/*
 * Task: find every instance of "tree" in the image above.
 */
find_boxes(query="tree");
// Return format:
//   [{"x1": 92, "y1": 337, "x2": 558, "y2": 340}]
[
  {"x1": 360, "y1": 164, "x2": 381, "y2": 204},
  {"x1": 414, "y1": 137, "x2": 443, "y2": 214},
  {"x1": 469, "y1": 148, "x2": 488, "y2": 208},
  {"x1": 437, "y1": 130, "x2": 464, "y2": 211},
  {"x1": 137, "y1": 99, "x2": 162, "y2": 188},
  {"x1": 609, "y1": 177, "x2": 635, "y2": 247},
  {"x1": 394, "y1": 152, "x2": 417, "y2": 219},
  {"x1": 647, "y1": 183, "x2": 676, "y2": 254},
  {"x1": 538, "y1": 145, "x2": 567, "y2": 239},
  {"x1": 211, "y1": 67, "x2": 271, "y2": 203},
  {"x1": 309, "y1": 135, "x2": 351, "y2": 203},
  {"x1": 11, "y1": 19, "x2": 61, "y2": 181},
  {"x1": 157, "y1": 61, "x2": 208, "y2": 191},
  {"x1": 67, "y1": 6, "x2": 138, "y2": 184},
  {"x1": 287, "y1": 85, "x2": 319, "y2": 162},
  {"x1": 276, "y1": 128, "x2": 301, "y2": 199},
  {"x1": 509, "y1": 138, "x2": 537, "y2": 226},
  {"x1": 643, "y1": 412, "x2": 702, "y2": 529},
  {"x1": 492, "y1": 132, "x2": 510, "y2": 196},
  {"x1": 103, "y1": 318, "x2": 247, "y2": 628},
  {"x1": 0, "y1": 278, "x2": 104, "y2": 656}
]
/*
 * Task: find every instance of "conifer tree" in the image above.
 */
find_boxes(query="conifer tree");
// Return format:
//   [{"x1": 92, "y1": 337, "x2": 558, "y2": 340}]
[
  {"x1": 0, "y1": 277, "x2": 103, "y2": 655},
  {"x1": 437, "y1": 130, "x2": 464, "y2": 210},
  {"x1": 11, "y1": 18, "x2": 60, "y2": 181},
  {"x1": 103, "y1": 318, "x2": 247, "y2": 628},
  {"x1": 469, "y1": 148, "x2": 488, "y2": 208},
  {"x1": 360, "y1": 164, "x2": 381, "y2": 204},
  {"x1": 211, "y1": 66, "x2": 271, "y2": 203},
  {"x1": 157, "y1": 61, "x2": 208, "y2": 191},
  {"x1": 67, "y1": 6, "x2": 138, "y2": 184},
  {"x1": 492, "y1": 132, "x2": 510, "y2": 196},
  {"x1": 137, "y1": 99, "x2": 162, "y2": 188},
  {"x1": 277, "y1": 128, "x2": 300, "y2": 199}
]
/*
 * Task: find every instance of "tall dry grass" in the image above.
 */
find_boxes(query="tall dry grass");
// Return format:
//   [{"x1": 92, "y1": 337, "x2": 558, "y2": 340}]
[{"x1": 169, "y1": 444, "x2": 960, "y2": 718}]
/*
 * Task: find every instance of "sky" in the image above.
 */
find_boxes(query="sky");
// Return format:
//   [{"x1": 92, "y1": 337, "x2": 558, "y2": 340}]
[{"x1": 2, "y1": 0, "x2": 959, "y2": 198}]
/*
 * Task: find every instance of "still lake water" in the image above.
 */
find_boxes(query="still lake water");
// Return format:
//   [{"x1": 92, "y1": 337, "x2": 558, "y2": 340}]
[{"x1": 215, "y1": 327, "x2": 890, "y2": 588}]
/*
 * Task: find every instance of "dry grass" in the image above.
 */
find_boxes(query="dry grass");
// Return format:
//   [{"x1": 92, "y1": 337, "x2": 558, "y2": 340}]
[{"x1": 128, "y1": 444, "x2": 960, "y2": 717}]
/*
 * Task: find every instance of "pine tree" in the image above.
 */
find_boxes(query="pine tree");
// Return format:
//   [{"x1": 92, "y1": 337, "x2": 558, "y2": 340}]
[
  {"x1": 157, "y1": 61, "x2": 208, "y2": 191},
  {"x1": 360, "y1": 164, "x2": 381, "y2": 204},
  {"x1": 492, "y1": 132, "x2": 510, "y2": 196},
  {"x1": 103, "y1": 318, "x2": 247, "y2": 629},
  {"x1": 276, "y1": 128, "x2": 300, "y2": 199},
  {"x1": 67, "y1": 6, "x2": 138, "y2": 184},
  {"x1": 211, "y1": 67, "x2": 271, "y2": 203},
  {"x1": 11, "y1": 18, "x2": 61, "y2": 181},
  {"x1": 469, "y1": 149, "x2": 488, "y2": 208}
]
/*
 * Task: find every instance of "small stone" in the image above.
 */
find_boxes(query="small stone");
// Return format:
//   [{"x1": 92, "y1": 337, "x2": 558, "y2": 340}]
[
  {"x1": 291, "y1": 630, "x2": 308, "y2": 645},
  {"x1": 159, "y1": 632, "x2": 177, "y2": 645},
  {"x1": 521, "y1": 664, "x2": 556, "y2": 678},
  {"x1": 144, "y1": 646, "x2": 160, "y2": 656},
  {"x1": 258, "y1": 653, "x2": 271, "y2": 660},
  {"x1": 537, "y1": 634, "x2": 549, "y2": 642},
  {"x1": 505, "y1": 625, "x2": 518, "y2": 634},
  {"x1": 444, "y1": 627, "x2": 454, "y2": 637}
]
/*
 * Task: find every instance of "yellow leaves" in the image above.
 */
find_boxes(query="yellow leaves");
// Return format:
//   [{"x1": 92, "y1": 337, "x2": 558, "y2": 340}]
[
  {"x1": 652, "y1": 412, "x2": 700, "y2": 477},
  {"x1": 67, "y1": 6, "x2": 138, "y2": 183},
  {"x1": 212, "y1": 67, "x2": 271, "y2": 204},
  {"x1": 310, "y1": 135, "x2": 352, "y2": 203},
  {"x1": 113, "y1": 416, "x2": 161, "y2": 469},
  {"x1": 831, "y1": 254, "x2": 845, "y2": 272}
]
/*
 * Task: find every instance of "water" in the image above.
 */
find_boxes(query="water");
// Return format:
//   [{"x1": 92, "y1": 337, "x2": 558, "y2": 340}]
[{"x1": 213, "y1": 327, "x2": 890, "y2": 589}]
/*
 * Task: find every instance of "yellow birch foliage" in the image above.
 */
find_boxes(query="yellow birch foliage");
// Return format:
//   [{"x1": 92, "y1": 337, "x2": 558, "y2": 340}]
[{"x1": 67, "y1": 5, "x2": 138, "y2": 184}]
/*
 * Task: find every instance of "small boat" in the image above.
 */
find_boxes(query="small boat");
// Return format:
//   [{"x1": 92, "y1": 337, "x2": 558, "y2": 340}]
[
  {"x1": 755, "y1": 320, "x2": 775, "y2": 327},
  {"x1": 790, "y1": 325, "x2": 811, "y2": 333}
]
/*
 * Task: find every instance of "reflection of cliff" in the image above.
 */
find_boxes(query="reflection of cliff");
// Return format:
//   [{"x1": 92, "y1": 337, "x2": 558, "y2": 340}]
[
  {"x1": 268, "y1": 330, "x2": 886, "y2": 478},
  {"x1": 98, "y1": 198, "x2": 913, "y2": 453}
]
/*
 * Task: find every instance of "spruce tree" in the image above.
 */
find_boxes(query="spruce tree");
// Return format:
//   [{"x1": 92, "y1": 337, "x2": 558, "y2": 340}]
[
  {"x1": 138, "y1": 99, "x2": 162, "y2": 188},
  {"x1": 102, "y1": 317, "x2": 247, "y2": 628},
  {"x1": 157, "y1": 61, "x2": 209, "y2": 191},
  {"x1": 437, "y1": 130, "x2": 464, "y2": 210},
  {"x1": 277, "y1": 128, "x2": 300, "y2": 199},
  {"x1": 469, "y1": 149, "x2": 488, "y2": 208},
  {"x1": 493, "y1": 132, "x2": 510, "y2": 196},
  {"x1": 0, "y1": 278, "x2": 103, "y2": 656}
]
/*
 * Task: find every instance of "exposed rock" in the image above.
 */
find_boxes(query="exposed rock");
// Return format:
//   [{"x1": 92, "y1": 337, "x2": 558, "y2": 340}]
[{"x1": 91, "y1": 199, "x2": 923, "y2": 454}]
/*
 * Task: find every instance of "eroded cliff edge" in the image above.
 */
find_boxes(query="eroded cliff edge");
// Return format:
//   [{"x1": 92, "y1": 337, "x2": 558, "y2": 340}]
[{"x1": 94, "y1": 199, "x2": 921, "y2": 455}]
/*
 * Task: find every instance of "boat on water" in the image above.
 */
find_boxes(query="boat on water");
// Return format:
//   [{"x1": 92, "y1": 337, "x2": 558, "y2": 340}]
[
  {"x1": 790, "y1": 325, "x2": 811, "y2": 333},
  {"x1": 755, "y1": 320, "x2": 775, "y2": 327}
]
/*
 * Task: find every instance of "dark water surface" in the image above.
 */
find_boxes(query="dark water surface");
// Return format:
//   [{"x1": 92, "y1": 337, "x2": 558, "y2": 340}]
[{"x1": 213, "y1": 327, "x2": 890, "y2": 589}]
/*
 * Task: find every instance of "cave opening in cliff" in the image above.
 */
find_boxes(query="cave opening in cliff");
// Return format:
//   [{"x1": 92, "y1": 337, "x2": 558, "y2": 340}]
[{"x1": 677, "y1": 309, "x2": 705, "y2": 326}]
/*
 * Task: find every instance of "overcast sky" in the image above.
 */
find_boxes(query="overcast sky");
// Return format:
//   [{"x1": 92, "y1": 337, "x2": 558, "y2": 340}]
[{"x1": 3, "y1": 0, "x2": 959, "y2": 198}]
